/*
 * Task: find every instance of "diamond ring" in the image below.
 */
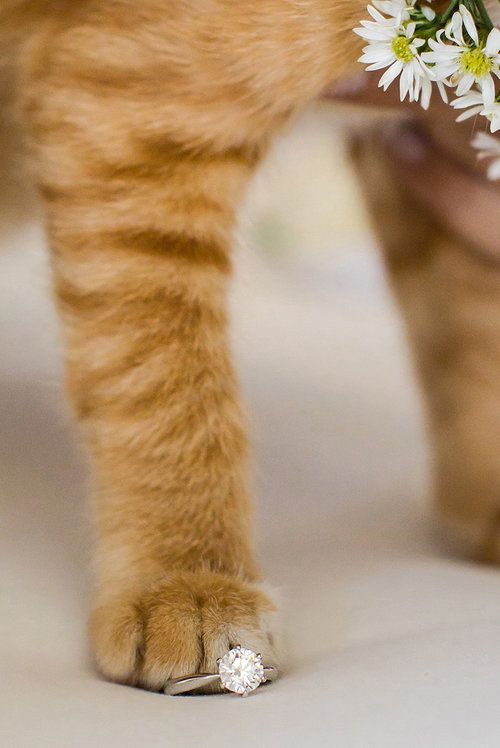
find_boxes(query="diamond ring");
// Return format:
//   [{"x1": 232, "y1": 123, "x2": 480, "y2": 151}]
[{"x1": 164, "y1": 645, "x2": 278, "y2": 697}]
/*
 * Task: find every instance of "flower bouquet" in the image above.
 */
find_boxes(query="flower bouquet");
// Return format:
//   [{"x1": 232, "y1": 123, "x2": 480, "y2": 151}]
[{"x1": 354, "y1": 0, "x2": 500, "y2": 178}]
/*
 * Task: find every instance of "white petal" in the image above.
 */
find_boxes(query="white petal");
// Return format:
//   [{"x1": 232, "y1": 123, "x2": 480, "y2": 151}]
[
  {"x1": 366, "y1": 58, "x2": 396, "y2": 71},
  {"x1": 451, "y1": 92, "x2": 483, "y2": 109},
  {"x1": 480, "y1": 75, "x2": 495, "y2": 104},
  {"x1": 431, "y1": 63, "x2": 460, "y2": 81},
  {"x1": 437, "y1": 80, "x2": 449, "y2": 104},
  {"x1": 373, "y1": 0, "x2": 392, "y2": 12},
  {"x1": 359, "y1": 47, "x2": 392, "y2": 63},
  {"x1": 378, "y1": 59, "x2": 404, "y2": 89},
  {"x1": 426, "y1": 38, "x2": 440, "y2": 51},
  {"x1": 455, "y1": 105, "x2": 483, "y2": 121},
  {"x1": 406, "y1": 21, "x2": 416, "y2": 37},
  {"x1": 373, "y1": 0, "x2": 407, "y2": 17},
  {"x1": 362, "y1": 41, "x2": 393, "y2": 50},
  {"x1": 459, "y1": 4, "x2": 478, "y2": 45},
  {"x1": 490, "y1": 119, "x2": 500, "y2": 134},
  {"x1": 357, "y1": 22, "x2": 398, "y2": 39},
  {"x1": 449, "y1": 13, "x2": 464, "y2": 45},
  {"x1": 366, "y1": 5, "x2": 397, "y2": 25},
  {"x1": 456, "y1": 73, "x2": 474, "y2": 95},
  {"x1": 422, "y1": 45, "x2": 460, "y2": 61},
  {"x1": 419, "y1": 51, "x2": 435, "y2": 62},
  {"x1": 367, "y1": 5, "x2": 386, "y2": 22},
  {"x1": 421, "y1": 5, "x2": 435, "y2": 21},
  {"x1": 354, "y1": 27, "x2": 394, "y2": 41},
  {"x1": 399, "y1": 62, "x2": 413, "y2": 100},
  {"x1": 359, "y1": 18, "x2": 396, "y2": 32},
  {"x1": 485, "y1": 27, "x2": 500, "y2": 56},
  {"x1": 419, "y1": 77, "x2": 432, "y2": 109}
]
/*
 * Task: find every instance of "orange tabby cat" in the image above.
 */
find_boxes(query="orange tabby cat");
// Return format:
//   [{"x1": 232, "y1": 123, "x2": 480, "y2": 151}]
[{"x1": 2, "y1": 0, "x2": 499, "y2": 691}]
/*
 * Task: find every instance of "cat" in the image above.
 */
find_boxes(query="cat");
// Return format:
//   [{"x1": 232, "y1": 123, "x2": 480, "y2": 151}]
[{"x1": 2, "y1": 0, "x2": 499, "y2": 692}]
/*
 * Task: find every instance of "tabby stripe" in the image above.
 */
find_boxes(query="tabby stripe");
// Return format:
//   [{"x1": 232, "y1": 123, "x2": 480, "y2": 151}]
[{"x1": 102, "y1": 229, "x2": 230, "y2": 271}]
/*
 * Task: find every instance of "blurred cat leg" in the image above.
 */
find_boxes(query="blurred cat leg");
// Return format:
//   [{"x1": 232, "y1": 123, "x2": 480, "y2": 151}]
[{"x1": 352, "y1": 127, "x2": 500, "y2": 563}]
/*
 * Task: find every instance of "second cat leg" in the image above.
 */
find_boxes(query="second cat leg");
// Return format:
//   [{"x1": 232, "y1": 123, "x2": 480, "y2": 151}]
[{"x1": 353, "y1": 132, "x2": 500, "y2": 561}]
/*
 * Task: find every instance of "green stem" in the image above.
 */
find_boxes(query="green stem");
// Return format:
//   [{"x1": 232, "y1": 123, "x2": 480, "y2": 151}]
[
  {"x1": 474, "y1": 0, "x2": 494, "y2": 31},
  {"x1": 440, "y1": 0, "x2": 460, "y2": 24}
]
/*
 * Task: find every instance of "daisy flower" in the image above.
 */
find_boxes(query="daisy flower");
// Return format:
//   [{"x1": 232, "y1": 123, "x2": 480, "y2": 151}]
[
  {"x1": 451, "y1": 87, "x2": 500, "y2": 133},
  {"x1": 421, "y1": 6, "x2": 500, "y2": 100},
  {"x1": 355, "y1": 19, "x2": 433, "y2": 106},
  {"x1": 471, "y1": 132, "x2": 500, "y2": 180}
]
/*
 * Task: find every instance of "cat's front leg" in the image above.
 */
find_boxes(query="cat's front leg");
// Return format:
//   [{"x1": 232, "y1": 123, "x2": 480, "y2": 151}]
[
  {"x1": 21, "y1": 49, "x2": 285, "y2": 697},
  {"x1": 37, "y1": 137, "x2": 279, "y2": 687},
  {"x1": 41, "y1": 134, "x2": 285, "y2": 688}
]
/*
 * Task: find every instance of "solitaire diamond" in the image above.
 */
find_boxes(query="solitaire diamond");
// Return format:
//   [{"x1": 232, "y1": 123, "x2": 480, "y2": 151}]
[{"x1": 218, "y1": 646, "x2": 265, "y2": 695}]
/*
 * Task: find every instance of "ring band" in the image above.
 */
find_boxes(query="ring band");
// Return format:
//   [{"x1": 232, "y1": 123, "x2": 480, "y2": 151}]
[
  {"x1": 164, "y1": 667, "x2": 278, "y2": 696},
  {"x1": 164, "y1": 646, "x2": 278, "y2": 697}
]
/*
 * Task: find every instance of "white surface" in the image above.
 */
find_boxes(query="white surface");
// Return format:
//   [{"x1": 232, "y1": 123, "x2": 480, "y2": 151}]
[{"x1": 2, "y1": 217, "x2": 500, "y2": 747}]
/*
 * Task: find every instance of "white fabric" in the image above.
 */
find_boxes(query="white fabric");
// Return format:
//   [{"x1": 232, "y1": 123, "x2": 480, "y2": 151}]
[{"x1": 2, "y1": 222, "x2": 500, "y2": 747}]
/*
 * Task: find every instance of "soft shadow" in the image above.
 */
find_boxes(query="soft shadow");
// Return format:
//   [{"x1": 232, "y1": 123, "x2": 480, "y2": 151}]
[{"x1": 1, "y1": 371, "x2": 90, "y2": 609}]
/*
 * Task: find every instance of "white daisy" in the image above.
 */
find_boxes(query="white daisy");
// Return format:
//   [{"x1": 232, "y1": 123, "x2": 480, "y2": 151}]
[
  {"x1": 355, "y1": 19, "x2": 433, "y2": 106},
  {"x1": 451, "y1": 87, "x2": 500, "y2": 133},
  {"x1": 421, "y1": 6, "x2": 500, "y2": 100},
  {"x1": 471, "y1": 132, "x2": 500, "y2": 180}
]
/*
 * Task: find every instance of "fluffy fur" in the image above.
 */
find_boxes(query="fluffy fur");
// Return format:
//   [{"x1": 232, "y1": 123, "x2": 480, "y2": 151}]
[{"x1": 1, "y1": 0, "x2": 498, "y2": 690}]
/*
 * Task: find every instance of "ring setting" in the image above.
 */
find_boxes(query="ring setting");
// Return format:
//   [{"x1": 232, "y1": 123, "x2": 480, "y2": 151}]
[
  {"x1": 218, "y1": 646, "x2": 266, "y2": 695},
  {"x1": 164, "y1": 645, "x2": 277, "y2": 697}
]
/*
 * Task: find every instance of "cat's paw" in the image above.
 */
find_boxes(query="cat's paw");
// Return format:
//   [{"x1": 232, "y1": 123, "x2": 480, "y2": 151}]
[
  {"x1": 437, "y1": 503, "x2": 500, "y2": 564},
  {"x1": 90, "y1": 569, "x2": 280, "y2": 691}
]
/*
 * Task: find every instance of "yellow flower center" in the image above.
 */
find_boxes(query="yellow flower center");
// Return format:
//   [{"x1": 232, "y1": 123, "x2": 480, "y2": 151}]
[
  {"x1": 391, "y1": 36, "x2": 414, "y2": 62},
  {"x1": 460, "y1": 48, "x2": 492, "y2": 78}
]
